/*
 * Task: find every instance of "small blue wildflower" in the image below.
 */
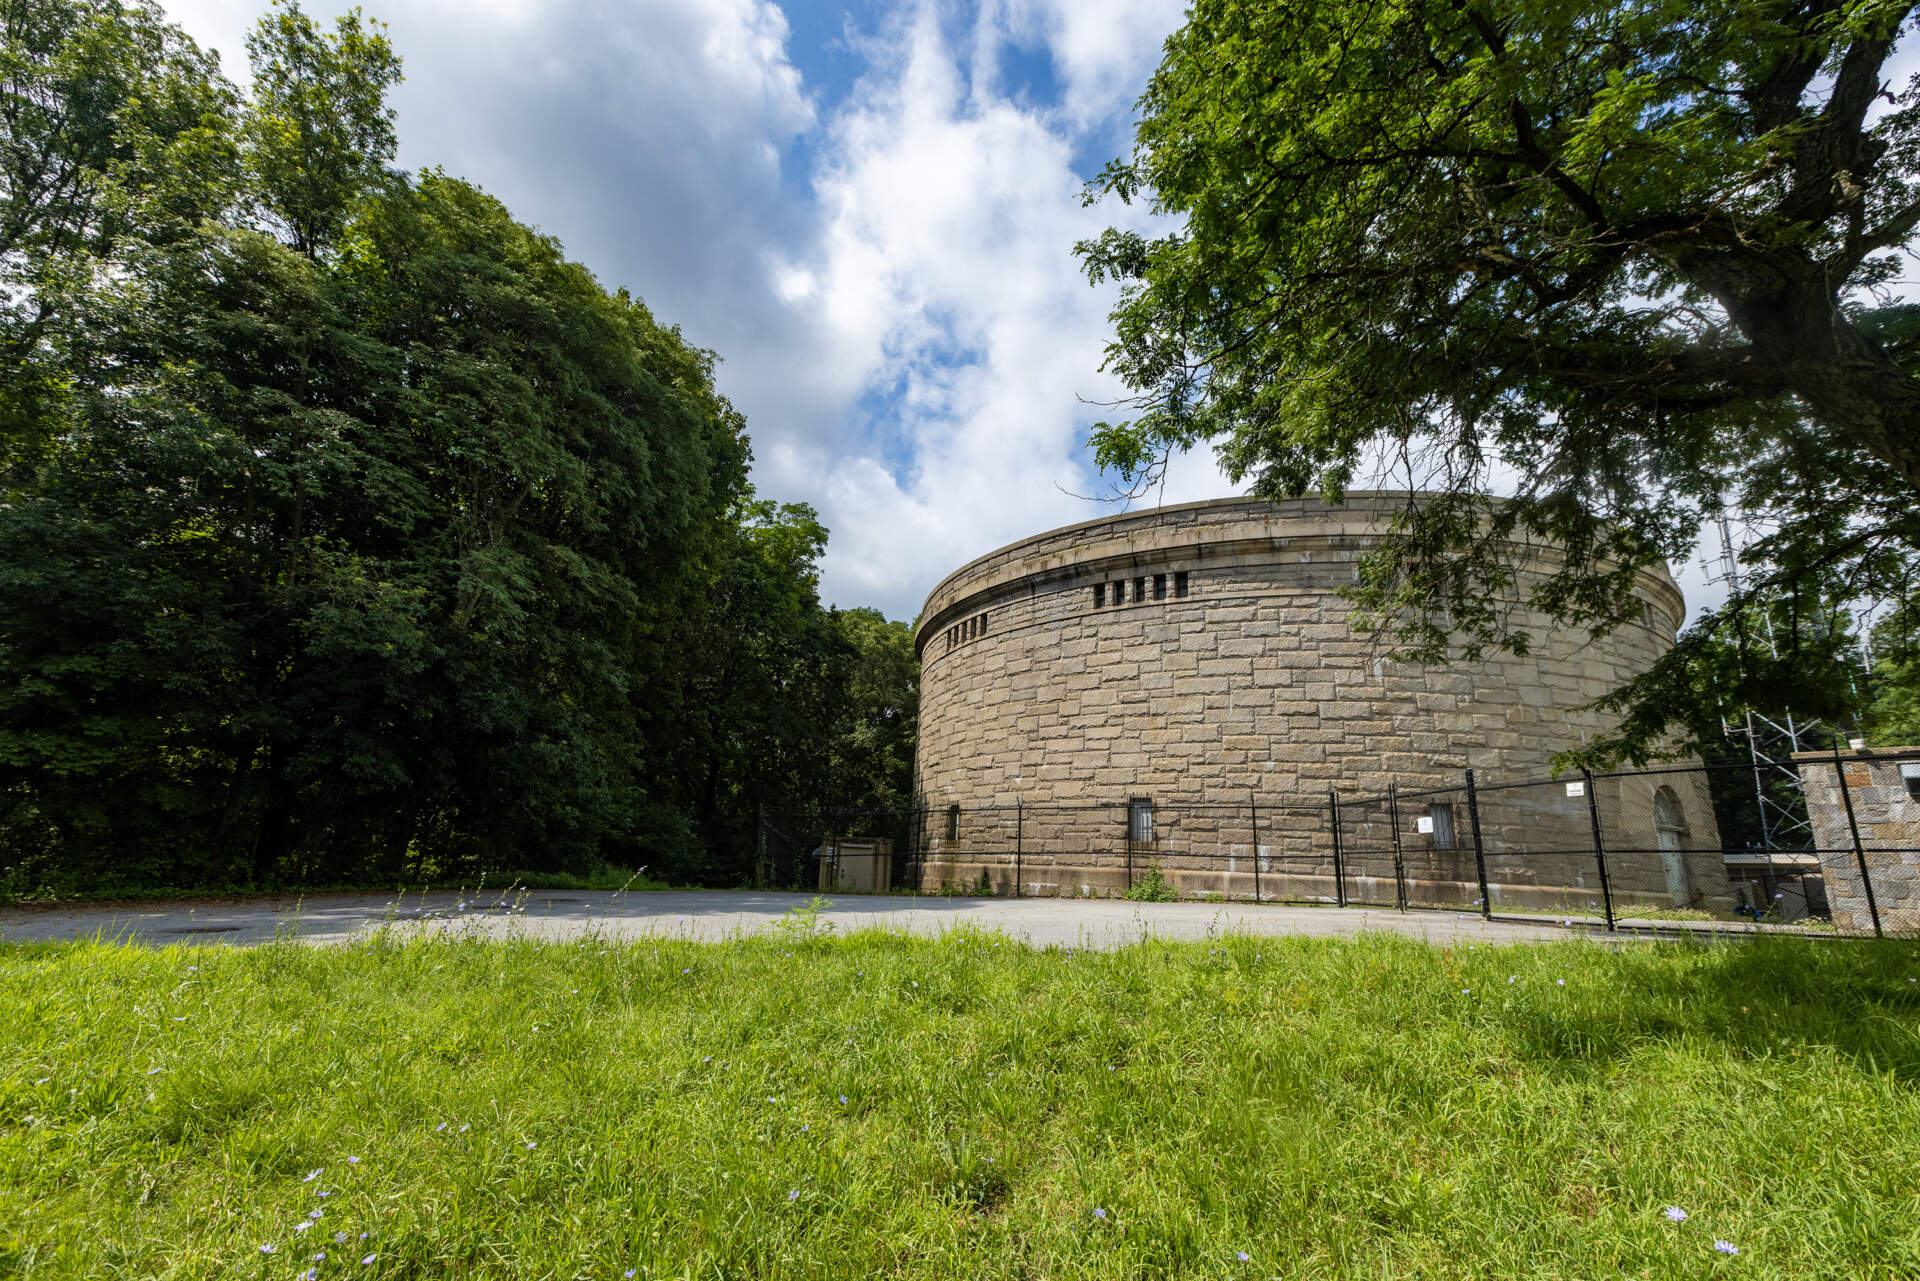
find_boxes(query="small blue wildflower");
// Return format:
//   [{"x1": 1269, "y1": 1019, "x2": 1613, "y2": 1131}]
[
  {"x1": 788, "y1": 1189, "x2": 799, "y2": 1201},
  {"x1": 1237, "y1": 1252, "x2": 1250, "y2": 1263},
  {"x1": 260, "y1": 1244, "x2": 277, "y2": 1255},
  {"x1": 1664, "y1": 1207, "x2": 1688, "y2": 1222},
  {"x1": 361, "y1": 1253, "x2": 378, "y2": 1265},
  {"x1": 1713, "y1": 1241, "x2": 1738, "y2": 1255},
  {"x1": 303, "y1": 1168, "x2": 322, "y2": 1182},
  {"x1": 1093, "y1": 1208, "x2": 1107, "y2": 1220}
]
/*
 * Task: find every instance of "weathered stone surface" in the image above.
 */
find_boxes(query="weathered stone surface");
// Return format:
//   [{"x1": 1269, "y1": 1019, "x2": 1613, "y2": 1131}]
[
  {"x1": 1795, "y1": 747, "x2": 1920, "y2": 937},
  {"x1": 914, "y1": 495, "x2": 1728, "y2": 907}
]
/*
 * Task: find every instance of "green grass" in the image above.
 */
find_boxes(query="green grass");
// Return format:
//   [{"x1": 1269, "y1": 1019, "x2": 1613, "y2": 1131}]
[{"x1": 2, "y1": 929, "x2": 1918, "y2": 1279}]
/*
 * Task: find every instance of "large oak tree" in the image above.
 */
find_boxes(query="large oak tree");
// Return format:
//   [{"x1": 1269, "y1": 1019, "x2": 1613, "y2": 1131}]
[{"x1": 1080, "y1": 0, "x2": 1920, "y2": 757}]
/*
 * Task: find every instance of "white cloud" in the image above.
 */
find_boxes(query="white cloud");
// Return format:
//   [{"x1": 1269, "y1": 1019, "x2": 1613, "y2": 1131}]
[
  {"x1": 757, "y1": 0, "x2": 1223, "y2": 618},
  {"x1": 1004, "y1": 0, "x2": 1188, "y2": 127}
]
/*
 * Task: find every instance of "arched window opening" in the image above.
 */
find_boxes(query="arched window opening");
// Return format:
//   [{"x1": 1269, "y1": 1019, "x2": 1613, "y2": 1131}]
[{"x1": 1653, "y1": 787, "x2": 1691, "y2": 907}]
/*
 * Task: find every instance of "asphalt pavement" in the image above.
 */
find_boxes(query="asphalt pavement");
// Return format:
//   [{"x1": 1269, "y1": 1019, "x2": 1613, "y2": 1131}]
[{"x1": 0, "y1": 888, "x2": 1600, "y2": 949}]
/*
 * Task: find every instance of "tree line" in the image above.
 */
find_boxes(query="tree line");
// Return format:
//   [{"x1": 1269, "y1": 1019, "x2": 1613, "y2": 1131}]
[{"x1": 0, "y1": 0, "x2": 916, "y2": 896}]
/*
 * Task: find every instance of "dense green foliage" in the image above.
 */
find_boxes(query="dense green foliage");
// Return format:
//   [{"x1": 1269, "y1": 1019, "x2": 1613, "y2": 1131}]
[
  {"x1": 1865, "y1": 601, "x2": 1920, "y2": 745},
  {"x1": 0, "y1": 1, "x2": 915, "y2": 895},
  {"x1": 2, "y1": 931, "x2": 1917, "y2": 1276},
  {"x1": 1081, "y1": 0, "x2": 1920, "y2": 760}
]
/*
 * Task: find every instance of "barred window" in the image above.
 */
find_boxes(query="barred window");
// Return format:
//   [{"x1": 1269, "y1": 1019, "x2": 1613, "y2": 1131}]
[{"x1": 1129, "y1": 797, "x2": 1153, "y2": 843}]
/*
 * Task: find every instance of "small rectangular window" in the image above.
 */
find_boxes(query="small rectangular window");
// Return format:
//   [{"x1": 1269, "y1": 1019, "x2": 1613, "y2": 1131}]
[
  {"x1": 945, "y1": 805, "x2": 960, "y2": 842},
  {"x1": 1174, "y1": 571, "x2": 1189, "y2": 597},
  {"x1": 1134, "y1": 577, "x2": 1146, "y2": 603},
  {"x1": 1094, "y1": 583, "x2": 1105, "y2": 607},
  {"x1": 1902, "y1": 762, "x2": 1920, "y2": 803},
  {"x1": 978, "y1": 613, "x2": 987, "y2": 633},
  {"x1": 1112, "y1": 580, "x2": 1125, "y2": 604},
  {"x1": 1429, "y1": 803, "x2": 1456, "y2": 850},
  {"x1": 1154, "y1": 573, "x2": 1166, "y2": 600},
  {"x1": 1128, "y1": 797, "x2": 1153, "y2": 843}
]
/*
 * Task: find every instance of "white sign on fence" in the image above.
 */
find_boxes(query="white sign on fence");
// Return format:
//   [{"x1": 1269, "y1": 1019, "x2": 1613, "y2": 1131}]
[{"x1": 1565, "y1": 780, "x2": 1586, "y2": 798}]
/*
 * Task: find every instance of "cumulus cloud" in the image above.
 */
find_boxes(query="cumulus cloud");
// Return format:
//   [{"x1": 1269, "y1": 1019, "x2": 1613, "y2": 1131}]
[{"x1": 755, "y1": 0, "x2": 1228, "y2": 616}]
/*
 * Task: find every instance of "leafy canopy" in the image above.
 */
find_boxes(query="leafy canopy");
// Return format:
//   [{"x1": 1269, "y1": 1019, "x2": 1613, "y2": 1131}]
[
  {"x1": 1081, "y1": 0, "x2": 1920, "y2": 757},
  {"x1": 0, "y1": 0, "x2": 915, "y2": 895}
]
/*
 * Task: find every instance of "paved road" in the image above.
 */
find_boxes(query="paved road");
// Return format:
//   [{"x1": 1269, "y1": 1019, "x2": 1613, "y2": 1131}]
[{"x1": 0, "y1": 889, "x2": 1602, "y2": 949}]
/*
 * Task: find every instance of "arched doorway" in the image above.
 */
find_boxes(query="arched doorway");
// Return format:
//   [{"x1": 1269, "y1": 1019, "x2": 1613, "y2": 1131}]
[{"x1": 1653, "y1": 788, "x2": 1691, "y2": 906}]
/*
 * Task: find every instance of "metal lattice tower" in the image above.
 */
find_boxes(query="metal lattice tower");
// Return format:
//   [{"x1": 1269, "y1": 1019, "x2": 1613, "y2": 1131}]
[{"x1": 1702, "y1": 518, "x2": 1826, "y2": 853}]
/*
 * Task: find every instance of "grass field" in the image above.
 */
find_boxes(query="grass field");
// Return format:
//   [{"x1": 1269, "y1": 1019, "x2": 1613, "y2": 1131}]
[{"x1": 2, "y1": 922, "x2": 1918, "y2": 1279}]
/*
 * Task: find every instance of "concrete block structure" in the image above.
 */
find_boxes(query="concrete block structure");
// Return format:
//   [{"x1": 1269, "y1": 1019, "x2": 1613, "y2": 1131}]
[
  {"x1": 912, "y1": 495, "x2": 1732, "y2": 911},
  {"x1": 1795, "y1": 746, "x2": 1920, "y2": 936}
]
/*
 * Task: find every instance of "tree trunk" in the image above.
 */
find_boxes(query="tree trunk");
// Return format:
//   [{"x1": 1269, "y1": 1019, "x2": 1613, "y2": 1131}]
[
  {"x1": 1689, "y1": 249, "x2": 1920, "y2": 493},
  {"x1": 251, "y1": 741, "x2": 292, "y2": 888}
]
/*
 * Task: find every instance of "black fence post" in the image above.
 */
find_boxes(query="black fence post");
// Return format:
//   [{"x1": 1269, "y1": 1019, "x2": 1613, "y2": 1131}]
[
  {"x1": 1580, "y1": 767, "x2": 1615, "y2": 932},
  {"x1": 1464, "y1": 769, "x2": 1490, "y2": 920},
  {"x1": 1832, "y1": 748, "x2": 1884, "y2": 939},
  {"x1": 1249, "y1": 789, "x2": 1262, "y2": 904},
  {"x1": 1328, "y1": 789, "x2": 1346, "y2": 907},
  {"x1": 1387, "y1": 780, "x2": 1408, "y2": 912},
  {"x1": 1015, "y1": 801, "x2": 1024, "y2": 898}
]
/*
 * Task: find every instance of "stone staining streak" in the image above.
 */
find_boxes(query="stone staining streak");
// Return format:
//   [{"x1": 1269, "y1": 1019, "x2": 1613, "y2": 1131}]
[{"x1": 912, "y1": 495, "x2": 1731, "y2": 909}]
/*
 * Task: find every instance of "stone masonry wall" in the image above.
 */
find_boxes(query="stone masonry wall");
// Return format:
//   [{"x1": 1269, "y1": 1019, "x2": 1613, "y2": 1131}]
[
  {"x1": 1795, "y1": 747, "x2": 1920, "y2": 937},
  {"x1": 913, "y1": 496, "x2": 1730, "y2": 909}
]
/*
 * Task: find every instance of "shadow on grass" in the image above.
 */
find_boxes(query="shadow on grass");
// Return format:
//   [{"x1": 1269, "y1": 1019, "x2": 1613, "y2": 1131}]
[{"x1": 1492, "y1": 934, "x2": 1920, "y2": 1082}]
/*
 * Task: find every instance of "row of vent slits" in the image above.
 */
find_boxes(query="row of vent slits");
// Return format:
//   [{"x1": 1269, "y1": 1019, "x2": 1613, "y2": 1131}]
[
  {"x1": 942, "y1": 570, "x2": 1192, "y2": 655},
  {"x1": 945, "y1": 611, "x2": 989, "y2": 651},
  {"x1": 1095, "y1": 570, "x2": 1188, "y2": 609}
]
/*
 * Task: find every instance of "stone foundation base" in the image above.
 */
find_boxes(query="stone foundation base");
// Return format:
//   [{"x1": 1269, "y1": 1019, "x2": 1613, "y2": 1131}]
[{"x1": 918, "y1": 858, "x2": 1730, "y2": 916}]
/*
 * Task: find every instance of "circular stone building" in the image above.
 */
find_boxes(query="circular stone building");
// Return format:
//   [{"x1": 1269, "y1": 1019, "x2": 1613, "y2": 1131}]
[{"x1": 912, "y1": 494, "x2": 1731, "y2": 912}]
